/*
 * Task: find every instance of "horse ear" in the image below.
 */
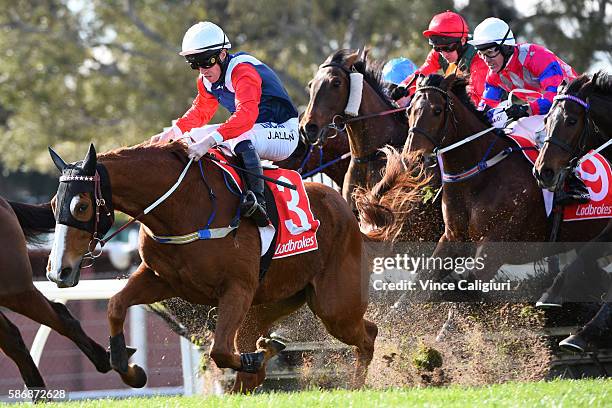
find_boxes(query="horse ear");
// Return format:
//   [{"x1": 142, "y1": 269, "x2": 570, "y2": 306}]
[
  {"x1": 48, "y1": 147, "x2": 67, "y2": 172},
  {"x1": 81, "y1": 143, "x2": 97, "y2": 175},
  {"x1": 344, "y1": 49, "x2": 361, "y2": 68},
  {"x1": 358, "y1": 47, "x2": 369, "y2": 62}
]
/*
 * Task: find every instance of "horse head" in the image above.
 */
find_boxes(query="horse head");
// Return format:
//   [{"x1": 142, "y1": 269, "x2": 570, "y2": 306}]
[
  {"x1": 47, "y1": 144, "x2": 114, "y2": 287},
  {"x1": 300, "y1": 49, "x2": 365, "y2": 146},
  {"x1": 534, "y1": 73, "x2": 605, "y2": 191},
  {"x1": 406, "y1": 74, "x2": 460, "y2": 155}
]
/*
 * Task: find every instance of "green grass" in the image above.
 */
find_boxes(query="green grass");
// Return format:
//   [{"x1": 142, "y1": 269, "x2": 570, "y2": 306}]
[{"x1": 24, "y1": 379, "x2": 612, "y2": 407}]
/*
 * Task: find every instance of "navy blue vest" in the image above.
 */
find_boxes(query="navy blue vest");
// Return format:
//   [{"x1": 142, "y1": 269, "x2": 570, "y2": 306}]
[{"x1": 201, "y1": 52, "x2": 298, "y2": 124}]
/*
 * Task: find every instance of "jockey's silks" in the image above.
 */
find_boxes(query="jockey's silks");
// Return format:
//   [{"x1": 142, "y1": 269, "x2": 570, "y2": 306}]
[
  {"x1": 176, "y1": 53, "x2": 298, "y2": 141},
  {"x1": 479, "y1": 43, "x2": 577, "y2": 115}
]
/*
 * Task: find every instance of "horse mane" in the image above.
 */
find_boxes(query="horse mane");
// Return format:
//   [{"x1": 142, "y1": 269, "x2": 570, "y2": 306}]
[
  {"x1": 328, "y1": 49, "x2": 407, "y2": 123},
  {"x1": 565, "y1": 74, "x2": 592, "y2": 95},
  {"x1": 592, "y1": 71, "x2": 612, "y2": 96},
  {"x1": 7, "y1": 201, "x2": 55, "y2": 243},
  {"x1": 100, "y1": 142, "x2": 191, "y2": 169},
  {"x1": 354, "y1": 147, "x2": 432, "y2": 242},
  {"x1": 420, "y1": 74, "x2": 490, "y2": 126}
]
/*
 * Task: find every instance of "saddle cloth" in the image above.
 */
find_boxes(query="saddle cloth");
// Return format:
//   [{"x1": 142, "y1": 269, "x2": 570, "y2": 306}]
[
  {"x1": 208, "y1": 149, "x2": 320, "y2": 258},
  {"x1": 507, "y1": 133, "x2": 612, "y2": 221}
]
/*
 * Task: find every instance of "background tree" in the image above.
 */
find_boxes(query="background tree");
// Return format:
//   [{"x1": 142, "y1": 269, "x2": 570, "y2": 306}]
[{"x1": 0, "y1": 0, "x2": 609, "y2": 183}]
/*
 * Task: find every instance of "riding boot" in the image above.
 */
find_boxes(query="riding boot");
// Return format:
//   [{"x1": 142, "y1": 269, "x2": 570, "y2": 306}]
[
  {"x1": 559, "y1": 302, "x2": 612, "y2": 352},
  {"x1": 554, "y1": 172, "x2": 590, "y2": 206},
  {"x1": 235, "y1": 140, "x2": 269, "y2": 227}
]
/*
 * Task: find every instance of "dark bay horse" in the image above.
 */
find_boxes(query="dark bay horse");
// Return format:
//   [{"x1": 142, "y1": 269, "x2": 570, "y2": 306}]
[
  {"x1": 532, "y1": 72, "x2": 612, "y2": 352},
  {"x1": 45, "y1": 143, "x2": 377, "y2": 391},
  {"x1": 391, "y1": 74, "x2": 610, "y2": 281},
  {"x1": 0, "y1": 198, "x2": 123, "y2": 394},
  {"x1": 301, "y1": 49, "x2": 408, "y2": 209},
  {"x1": 534, "y1": 71, "x2": 612, "y2": 191}
]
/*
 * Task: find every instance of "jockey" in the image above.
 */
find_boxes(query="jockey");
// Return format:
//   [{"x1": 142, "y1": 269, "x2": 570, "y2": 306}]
[
  {"x1": 471, "y1": 17, "x2": 588, "y2": 204},
  {"x1": 390, "y1": 11, "x2": 488, "y2": 106},
  {"x1": 151, "y1": 22, "x2": 299, "y2": 227}
]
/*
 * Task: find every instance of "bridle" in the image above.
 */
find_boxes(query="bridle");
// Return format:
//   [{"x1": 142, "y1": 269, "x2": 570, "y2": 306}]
[
  {"x1": 543, "y1": 93, "x2": 603, "y2": 166},
  {"x1": 58, "y1": 169, "x2": 115, "y2": 264},
  {"x1": 309, "y1": 62, "x2": 408, "y2": 162},
  {"x1": 408, "y1": 85, "x2": 455, "y2": 154}
]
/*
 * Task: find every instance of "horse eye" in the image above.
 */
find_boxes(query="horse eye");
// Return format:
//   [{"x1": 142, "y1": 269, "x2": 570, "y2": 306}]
[
  {"x1": 77, "y1": 203, "x2": 88, "y2": 213},
  {"x1": 332, "y1": 79, "x2": 341, "y2": 88},
  {"x1": 567, "y1": 117, "x2": 577, "y2": 126},
  {"x1": 433, "y1": 107, "x2": 443, "y2": 115}
]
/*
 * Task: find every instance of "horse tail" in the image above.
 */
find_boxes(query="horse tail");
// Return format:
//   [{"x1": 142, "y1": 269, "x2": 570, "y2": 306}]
[
  {"x1": 354, "y1": 147, "x2": 432, "y2": 242},
  {"x1": 8, "y1": 201, "x2": 55, "y2": 242}
]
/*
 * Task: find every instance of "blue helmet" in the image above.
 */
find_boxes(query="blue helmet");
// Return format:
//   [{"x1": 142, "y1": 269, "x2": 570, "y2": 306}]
[{"x1": 382, "y1": 57, "x2": 418, "y2": 85}]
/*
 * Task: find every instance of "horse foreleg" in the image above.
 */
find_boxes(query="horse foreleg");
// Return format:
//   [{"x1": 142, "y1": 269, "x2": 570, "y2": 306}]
[
  {"x1": 232, "y1": 291, "x2": 307, "y2": 393},
  {"x1": 1, "y1": 288, "x2": 112, "y2": 374},
  {"x1": 210, "y1": 285, "x2": 286, "y2": 374},
  {"x1": 0, "y1": 311, "x2": 46, "y2": 396},
  {"x1": 107, "y1": 263, "x2": 175, "y2": 388}
]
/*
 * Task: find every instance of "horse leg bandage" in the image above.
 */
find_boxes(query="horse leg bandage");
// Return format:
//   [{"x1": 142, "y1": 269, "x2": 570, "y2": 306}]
[
  {"x1": 109, "y1": 333, "x2": 129, "y2": 373},
  {"x1": 239, "y1": 351, "x2": 265, "y2": 373}
]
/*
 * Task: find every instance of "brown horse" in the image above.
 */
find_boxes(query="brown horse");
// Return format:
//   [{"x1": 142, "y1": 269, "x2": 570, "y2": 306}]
[
  {"x1": 0, "y1": 198, "x2": 124, "y2": 395},
  {"x1": 397, "y1": 74, "x2": 609, "y2": 282},
  {"x1": 534, "y1": 71, "x2": 612, "y2": 191},
  {"x1": 45, "y1": 143, "x2": 377, "y2": 391},
  {"x1": 301, "y1": 49, "x2": 408, "y2": 209}
]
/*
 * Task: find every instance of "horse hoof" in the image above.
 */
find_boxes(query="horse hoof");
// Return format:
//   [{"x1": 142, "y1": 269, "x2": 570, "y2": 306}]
[
  {"x1": 559, "y1": 335, "x2": 586, "y2": 353},
  {"x1": 119, "y1": 364, "x2": 147, "y2": 388},
  {"x1": 257, "y1": 337, "x2": 286, "y2": 353}
]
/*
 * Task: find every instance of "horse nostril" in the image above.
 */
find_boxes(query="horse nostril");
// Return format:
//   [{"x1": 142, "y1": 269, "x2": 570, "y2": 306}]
[
  {"x1": 59, "y1": 267, "x2": 72, "y2": 281},
  {"x1": 541, "y1": 168, "x2": 555, "y2": 183}
]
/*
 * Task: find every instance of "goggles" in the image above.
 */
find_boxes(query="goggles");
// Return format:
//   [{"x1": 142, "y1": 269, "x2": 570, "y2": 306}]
[
  {"x1": 185, "y1": 51, "x2": 220, "y2": 70},
  {"x1": 433, "y1": 42, "x2": 460, "y2": 53},
  {"x1": 477, "y1": 47, "x2": 502, "y2": 59}
]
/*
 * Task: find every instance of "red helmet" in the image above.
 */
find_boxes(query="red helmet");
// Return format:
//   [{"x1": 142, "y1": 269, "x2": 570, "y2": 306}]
[{"x1": 423, "y1": 11, "x2": 469, "y2": 39}]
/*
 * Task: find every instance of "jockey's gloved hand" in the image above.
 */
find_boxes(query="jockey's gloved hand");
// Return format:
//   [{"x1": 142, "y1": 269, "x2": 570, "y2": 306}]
[
  {"x1": 390, "y1": 85, "x2": 409, "y2": 101},
  {"x1": 187, "y1": 131, "x2": 223, "y2": 161},
  {"x1": 505, "y1": 104, "x2": 529, "y2": 120},
  {"x1": 486, "y1": 107, "x2": 509, "y2": 129},
  {"x1": 150, "y1": 125, "x2": 182, "y2": 144}
]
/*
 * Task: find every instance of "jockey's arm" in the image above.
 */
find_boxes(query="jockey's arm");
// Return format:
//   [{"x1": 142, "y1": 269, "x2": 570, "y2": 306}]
[
  {"x1": 400, "y1": 49, "x2": 441, "y2": 90},
  {"x1": 527, "y1": 57, "x2": 569, "y2": 115},
  {"x1": 467, "y1": 56, "x2": 488, "y2": 105},
  {"x1": 478, "y1": 80, "x2": 505, "y2": 110},
  {"x1": 216, "y1": 63, "x2": 262, "y2": 140},
  {"x1": 176, "y1": 80, "x2": 219, "y2": 134}
]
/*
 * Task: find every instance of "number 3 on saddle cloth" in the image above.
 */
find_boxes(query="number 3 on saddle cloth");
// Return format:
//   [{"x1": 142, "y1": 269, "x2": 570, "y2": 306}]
[
  {"x1": 507, "y1": 132, "x2": 612, "y2": 222},
  {"x1": 208, "y1": 149, "x2": 321, "y2": 270}
]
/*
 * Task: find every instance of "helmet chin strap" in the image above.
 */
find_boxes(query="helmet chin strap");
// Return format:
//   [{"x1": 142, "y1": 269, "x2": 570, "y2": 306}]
[
  {"x1": 496, "y1": 27, "x2": 513, "y2": 72},
  {"x1": 216, "y1": 50, "x2": 230, "y2": 83}
]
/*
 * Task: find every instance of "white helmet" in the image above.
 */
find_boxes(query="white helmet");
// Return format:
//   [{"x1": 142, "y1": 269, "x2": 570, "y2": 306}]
[
  {"x1": 179, "y1": 22, "x2": 231, "y2": 56},
  {"x1": 469, "y1": 17, "x2": 516, "y2": 49}
]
